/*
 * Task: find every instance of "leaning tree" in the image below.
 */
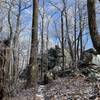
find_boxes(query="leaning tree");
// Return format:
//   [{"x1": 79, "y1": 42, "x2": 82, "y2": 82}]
[{"x1": 87, "y1": 0, "x2": 100, "y2": 54}]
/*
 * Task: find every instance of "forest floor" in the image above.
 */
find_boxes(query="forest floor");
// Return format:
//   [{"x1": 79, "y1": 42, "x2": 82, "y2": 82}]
[{"x1": 3, "y1": 75, "x2": 100, "y2": 100}]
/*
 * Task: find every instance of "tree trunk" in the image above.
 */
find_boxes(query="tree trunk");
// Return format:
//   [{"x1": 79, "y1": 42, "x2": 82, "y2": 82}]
[
  {"x1": 0, "y1": 42, "x2": 5, "y2": 100},
  {"x1": 13, "y1": 0, "x2": 21, "y2": 81},
  {"x1": 8, "y1": 5, "x2": 14, "y2": 80},
  {"x1": 61, "y1": 11, "x2": 65, "y2": 70},
  {"x1": 74, "y1": 0, "x2": 77, "y2": 66},
  {"x1": 40, "y1": 0, "x2": 45, "y2": 80},
  {"x1": 87, "y1": 0, "x2": 100, "y2": 53},
  {"x1": 78, "y1": 0, "x2": 83, "y2": 59},
  {"x1": 0, "y1": 40, "x2": 10, "y2": 99},
  {"x1": 62, "y1": 0, "x2": 74, "y2": 61},
  {"x1": 26, "y1": 0, "x2": 38, "y2": 99}
]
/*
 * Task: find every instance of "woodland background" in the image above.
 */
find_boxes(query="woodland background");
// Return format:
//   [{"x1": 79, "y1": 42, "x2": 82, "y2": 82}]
[{"x1": 0, "y1": 0, "x2": 100, "y2": 100}]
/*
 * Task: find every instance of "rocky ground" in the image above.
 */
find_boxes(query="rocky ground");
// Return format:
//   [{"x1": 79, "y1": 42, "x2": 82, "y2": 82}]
[
  {"x1": 3, "y1": 74, "x2": 100, "y2": 100},
  {"x1": 44, "y1": 75, "x2": 100, "y2": 100}
]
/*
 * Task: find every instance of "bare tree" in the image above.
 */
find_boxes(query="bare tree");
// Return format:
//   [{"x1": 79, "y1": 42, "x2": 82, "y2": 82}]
[
  {"x1": 13, "y1": 0, "x2": 21, "y2": 81},
  {"x1": 74, "y1": 0, "x2": 77, "y2": 66},
  {"x1": 63, "y1": 0, "x2": 74, "y2": 61},
  {"x1": 26, "y1": 0, "x2": 38, "y2": 99},
  {"x1": 87, "y1": 0, "x2": 100, "y2": 54},
  {"x1": 61, "y1": 11, "x2": 65, "y2": 70},
  {"x1": 39, "y1": 0, "x2": 45, "y2": 80}
]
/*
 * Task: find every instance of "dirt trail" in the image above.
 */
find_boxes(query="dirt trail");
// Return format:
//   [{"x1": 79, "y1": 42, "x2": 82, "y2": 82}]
[{"x1": 3, "y1": 76, "x2": 100, "y2": 100}]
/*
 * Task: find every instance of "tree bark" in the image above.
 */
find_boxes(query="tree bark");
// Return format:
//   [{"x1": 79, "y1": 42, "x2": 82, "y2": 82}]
[
  {"x1": 74, "y1": 0, "x2": 77, "y2": 66},
  {"x1": 40, "y1": 0, "x2": 45, "y2": 80},
  {"x1": 0, "y1": 41, "x2": 10, "y2": 99},
  {"x1": 8, "y1": 5, "x2": 14, "y2": 80},
  {"x1": 62, "y1": 0, "x2": 74, "y2": 61},
  {"x1": 13, "y1": 0, "x2": 21, "y2": 81},
  {"x1": 87, "y1": 0, "x2": 100, "y2": 53},
  {"x1": 26, "y1": 0, "x2": 38, "y2": 99},
  {"x1": 78, "y1": 0, "x2": 83, "y2": 59},
  {"x1": 0, "y1": 42, "x2": 5, "y2": 100},
  {"x1": 61, "y1": 11, "x2": 65, "y2": 70}
]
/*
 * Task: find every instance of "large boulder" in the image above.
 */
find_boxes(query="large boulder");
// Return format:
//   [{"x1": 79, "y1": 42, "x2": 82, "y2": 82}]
[
  {"x1": 52, "y1": 66, "x2": 62, "y2": 73},
  {"x1": 78, "y1": 48, "x2": 100, "y2": 80},
  {"x1": 92, "y1": 54, "x2": 100, "y2": 66}
]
